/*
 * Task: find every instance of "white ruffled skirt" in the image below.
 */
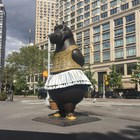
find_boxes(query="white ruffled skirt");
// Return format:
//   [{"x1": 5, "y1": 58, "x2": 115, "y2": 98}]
[{"x1": 44, "y1": 69, "x2": 91, "y2": 90}]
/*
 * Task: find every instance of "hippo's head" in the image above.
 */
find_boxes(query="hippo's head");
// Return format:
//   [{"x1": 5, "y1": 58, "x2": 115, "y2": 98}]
[{"x1": 48, "y1": 22, "x2": 73, "y2": 44}]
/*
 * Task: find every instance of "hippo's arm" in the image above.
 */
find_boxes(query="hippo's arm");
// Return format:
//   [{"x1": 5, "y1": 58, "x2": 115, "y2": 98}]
[{"x1": 72, "y1": 49, "x2": 84, "y2": 66}]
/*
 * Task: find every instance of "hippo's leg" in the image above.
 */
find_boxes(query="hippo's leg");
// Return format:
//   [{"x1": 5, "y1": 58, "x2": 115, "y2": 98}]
[
  {"x1": 56, "y1": 103, "x2": 66, "y2": 117},
  {"x1": 64, "y1": 103, "x2": 76, "y2": 120}
]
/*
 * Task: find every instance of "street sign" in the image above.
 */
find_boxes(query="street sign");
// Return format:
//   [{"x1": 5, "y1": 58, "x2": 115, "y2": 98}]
[{"x1": 43, "y1": 71, "x2": 48, "y2": 77}]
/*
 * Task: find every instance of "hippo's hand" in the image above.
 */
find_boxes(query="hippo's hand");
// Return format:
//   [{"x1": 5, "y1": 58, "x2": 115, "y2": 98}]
[{"x1": 72, "y1": 49, "x2": 84, "y2": 66}]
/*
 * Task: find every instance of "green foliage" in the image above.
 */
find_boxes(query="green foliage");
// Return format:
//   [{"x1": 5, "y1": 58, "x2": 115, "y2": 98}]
[
  {"x1": 38, "y1": 75, "x2": 45, "y2": 87},
  {"x1": 85, "y1": 66, "x2": 97, "y2": 86},
  {"x1": 5, "y1": 45, "x2": 48, "y2": 94},
  {"x1": 0, "y1": 91, "x2": 7, "y2": 101},
  {"x1": 6, "y1": 45, "x2": 48, "y2": 76},
  {"x1": 131, "y1": 57, "x2": 140, "y2": 84},
  {"x1": 14, "y1": 77, "x2": 28, "y2": 95},
  {"x1": 108, "y1": 65, "x2": 123, "y2": 90}
]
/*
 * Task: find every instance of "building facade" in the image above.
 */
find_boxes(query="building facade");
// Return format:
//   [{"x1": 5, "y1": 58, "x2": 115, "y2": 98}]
[
  {"x1": 35, "y1": 0, "x2": 140, "y2": 92},
  {"x1": 56, "y1": 0, "x2": 140, "y2": 92},
  {"x1": 35, "y1": 0, "x2": 57, "y2": 45},
  {"x1": 0, "y1": 0, "x2": 6, "y2": 70}
]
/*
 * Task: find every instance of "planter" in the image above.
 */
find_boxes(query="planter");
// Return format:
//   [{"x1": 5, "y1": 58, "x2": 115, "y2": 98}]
[
  {"x1": 0, "y1": 92, "x2": 7, "y2": 101},
  {"x1": 49, "y1": 100, "x2": 58, "y2": 110}
]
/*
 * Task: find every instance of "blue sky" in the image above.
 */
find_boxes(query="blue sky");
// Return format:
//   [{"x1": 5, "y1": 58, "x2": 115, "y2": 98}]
[{"x1": 2, "y1": 0, "x2": 36, "y2": 56}]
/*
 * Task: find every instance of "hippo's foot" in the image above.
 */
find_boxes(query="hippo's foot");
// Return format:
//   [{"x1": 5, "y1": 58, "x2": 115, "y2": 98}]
[
  {"x1": 53, "y1": 111, "x2": 61, "y2": 117},
  {"x1": 66, "y1": 113, "x2": 76, "y2": 120}
]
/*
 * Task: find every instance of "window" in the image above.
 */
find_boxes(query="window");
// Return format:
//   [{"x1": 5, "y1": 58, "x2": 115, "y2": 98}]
[
  {"x1": 110, "y1": 0, "x2": 117, "y2": 7},
  {"x1": 77, "y1": 22, "x2": 83, "y2": 28},
  {"x1": 77, "y1": 1, "x2": 84, "y2": 8},
  {"x1": 132, "y1": 0, "x2": 140, "y2": 6},
  {"x1": 84, "y1": 5, "x2": 90, "y2": 11},
  {"x1": 101, "y1": 4, "x2": 107, "y2": 11},
  {"x1": 92, "y1": 15, "x2": 100, "y2": 22},
  {"x1": 115, "y1": 28, "x2": 123, "y2": 36},
  {"x1": 110, "y1": 8, "x2": 117, "y2": 15},
  {"x1": 84, "y1": 0, "x2": 90, "y2": 4},
  {"x1": 71, "y1": 5, "x2": 75, "y2": 11},
  {"x1": 94, "y1": 53, "x2": 100, "y2": 62},
  {"x1": 102, "y1": 22, "x2": 110, "y2": 31},
  {"x1": 92, "y1": 8, "x2": 100, "y2": 16},
  {"x1": 94, "y1": 44, "x2": 100, "y2": 51},
  {"x1": 127, "y1": 63, "x2": 136, "y2": 75},
  {"x1": 115, "y1": 49, "x2": 124, "y2": 59},
  {"x1": 71, "y1": 19, "x2": 75, "y2": 24},
  {"x1": 126, "y1": 25, "x2": 135, "y2": 33},
  {"x1": 65, "y1": 9, "x2": 70, "y2": 15},
  {"x1": 84, "y1": 12, "x2": 90, "y2": 18},
  {"x1": 77, "y1": 15, "x2": 83, "y2": 22},
  {"x1": 114, "y1": 18, "x2": 123, "y2": 26},
  {"x1": 116, "y1": 65, "x2": 124, "y2": 75},
  {"x1": 121, "y1": 3, "x2": 129, "y2": 11},
  {"x1": 126, "y1": 36, "x2": 136, "y2": 44},
  {"x1": 84, "y1": 46, "x2": 90, "y2": 54},
  {"x1": 76, "y1": 32, "x2": 82, "y2": 39},
  {"x1": 84, "y1": 55, "x2": 90, "y2": 63},
  {"x1": 102, "y1": 32, "x2": 110, "y2": 40},
  {"x1": 65, "y1": 2, "x2": 70, "y2": 9},
  {"x1": 101, "y1": 0, "x2": 106, "y2": 3},
  {"x1": 101, "y1": 12, "x2": 107, "y2": 18},
  {"x1": 92, "y1": 1, "x2": 99, "y2": 8},
  {"x1": 102, "y1": 42, "x2": 110, "y2": 49},
  {"x1": 84, "y1": 19, "x2": 90, "y2": 26},
  {"x1": 64, "y1": 15, "x2": 69, "y2": 21},
  {"x1": 84, "y1": 30, "x2": 90, "y2": 36},
  {"x1": 103, "y1": 52, "x2": 110, "y2": 61},
  {"x1": 71, "y1": 0, "x2": 75, "y2": 4},
  {"x1": 126, "y1": 14, "x2": 135, "y2": 23},
  {"x1": 93, "y1": 26, "x2": 100, "y2": 34},
  {"x1": 77, "y1": 8, "x2": 84, "y2": 15},
  {"x1": 115, "y1": 39, "x2": 123, "y2": 47},
  {"x1": 71, "y1": 12, "x2": 75, "y2": 17},
  {"x1": 126, "y1": 47, "x2": 136, "y2": 57},
  {"x1": 94, "y1": 35, "x2": 100, "y2": 42}
]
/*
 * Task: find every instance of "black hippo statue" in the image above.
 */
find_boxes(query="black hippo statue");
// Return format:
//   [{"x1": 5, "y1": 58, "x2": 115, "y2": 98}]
[{"x1": 45, "y1": 22, "x2": 91, "y2": 120}]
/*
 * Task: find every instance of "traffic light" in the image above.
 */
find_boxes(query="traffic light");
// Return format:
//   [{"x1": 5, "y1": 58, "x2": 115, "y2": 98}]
[{"x1": 103, "y1": 74, "x2": 110, "y2": 86}]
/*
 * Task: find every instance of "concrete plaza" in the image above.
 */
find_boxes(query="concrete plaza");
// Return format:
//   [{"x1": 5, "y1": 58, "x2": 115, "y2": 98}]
[{"x1": 0, "y1": 96, "x2": 140, "y2": 140}]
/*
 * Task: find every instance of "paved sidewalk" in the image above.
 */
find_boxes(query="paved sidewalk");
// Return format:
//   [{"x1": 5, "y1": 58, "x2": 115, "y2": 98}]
[
  {"x1": 77, "y1": 98, "x2": 140, "y2": 122},
  {"x1": 0, "y1": 96, "x2": 140, "y2": 140}
]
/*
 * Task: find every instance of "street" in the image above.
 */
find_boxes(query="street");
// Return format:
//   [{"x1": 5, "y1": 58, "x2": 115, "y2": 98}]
[{"x1": 0, "y1": 96, "x2": 140, "y2": 140}]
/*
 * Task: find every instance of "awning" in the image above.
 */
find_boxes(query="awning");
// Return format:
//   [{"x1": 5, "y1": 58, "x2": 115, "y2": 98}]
[{"x1": 122, "y1": 82, "x2": 135, "y2": 89}]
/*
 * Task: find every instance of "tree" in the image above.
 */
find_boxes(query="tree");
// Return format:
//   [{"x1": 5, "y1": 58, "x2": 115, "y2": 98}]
[
  {"x1": 85, "y1": 66, "x2": 97, "y2": 87},
  {"x1": 5, "y1": 45, "x2": 48, "y2": 94},
  {"x1": 108, "y1": 65, "x2": 123, "y2": 91},
  {"x1": 131, "y1": 57, "x2": 140, "y2": 88},
  {"x1": 84, "y1": 66, "x2": 97, "y2": 98}
]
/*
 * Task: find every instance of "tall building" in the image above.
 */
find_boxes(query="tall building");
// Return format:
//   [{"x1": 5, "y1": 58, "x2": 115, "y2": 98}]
[
  {"x1": 57, "y1": 0, "x2": 140, "y2": 92},
  {"x1": 0, "y1": 0, "x2": 6, "y2": 70},
  {"x1": 35, "y1": 0, "x2": 57, "y2": 46}
]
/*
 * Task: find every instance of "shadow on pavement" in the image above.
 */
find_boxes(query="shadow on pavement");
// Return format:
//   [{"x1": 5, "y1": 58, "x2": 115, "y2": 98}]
[{"x1": 0, "y1": 125, "x2": 140, "y2": 140}]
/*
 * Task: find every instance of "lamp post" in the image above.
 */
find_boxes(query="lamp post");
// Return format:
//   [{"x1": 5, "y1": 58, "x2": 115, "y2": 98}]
[{"x1": 45, "y1": 1, "x2": 53, "y2": 106}]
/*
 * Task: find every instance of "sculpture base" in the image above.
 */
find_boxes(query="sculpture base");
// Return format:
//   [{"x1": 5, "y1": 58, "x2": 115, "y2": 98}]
[{"x1": 33, "y1": 112, "x2": 100, "y2": 127}]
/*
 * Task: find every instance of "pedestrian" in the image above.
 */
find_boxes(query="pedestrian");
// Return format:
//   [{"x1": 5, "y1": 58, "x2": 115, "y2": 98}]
[{"x1": 93, "y1": 85, "x2": 97, "y2": 103}]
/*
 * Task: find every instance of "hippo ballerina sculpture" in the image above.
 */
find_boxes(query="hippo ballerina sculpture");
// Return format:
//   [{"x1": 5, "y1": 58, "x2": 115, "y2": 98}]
[{"x1": 45, "y1": 22, "x2": 91, "y2": 120}]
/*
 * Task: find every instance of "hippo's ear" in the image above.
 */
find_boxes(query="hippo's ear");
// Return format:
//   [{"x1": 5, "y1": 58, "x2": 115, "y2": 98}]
[
  {"x1": 62, "y1": 21, "x2": 65, "y2": 25},
  {"x1": 62, "y1": 22, "x2": 67, "y2": 31},
  {"x1": 54, "y1": 23, "x2": 59, "y2": 30}
]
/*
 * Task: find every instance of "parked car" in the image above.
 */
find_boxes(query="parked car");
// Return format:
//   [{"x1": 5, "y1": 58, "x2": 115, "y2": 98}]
[
  {"x1": 37, "y1": 88, "x2": 47, "y2": 99},
  {"x1": 105, "y1": 91, "x2": 120, "y2": 98},
  {"x1": 90, "y1": 91, "x2": 103, "y2": 98},
  {"x1": 122, "y1": 89, "x2": 140, "y2": 99}
]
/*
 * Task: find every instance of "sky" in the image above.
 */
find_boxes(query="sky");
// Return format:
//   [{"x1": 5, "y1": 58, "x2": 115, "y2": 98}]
[{"x1": 2, "y1": 0, "x2": 36, "y2": 56}]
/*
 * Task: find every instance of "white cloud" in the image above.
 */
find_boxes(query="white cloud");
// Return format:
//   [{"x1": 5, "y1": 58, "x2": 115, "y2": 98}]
[{"x1": 5, "y1": 35, "x2": 26, "y2": 57}]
